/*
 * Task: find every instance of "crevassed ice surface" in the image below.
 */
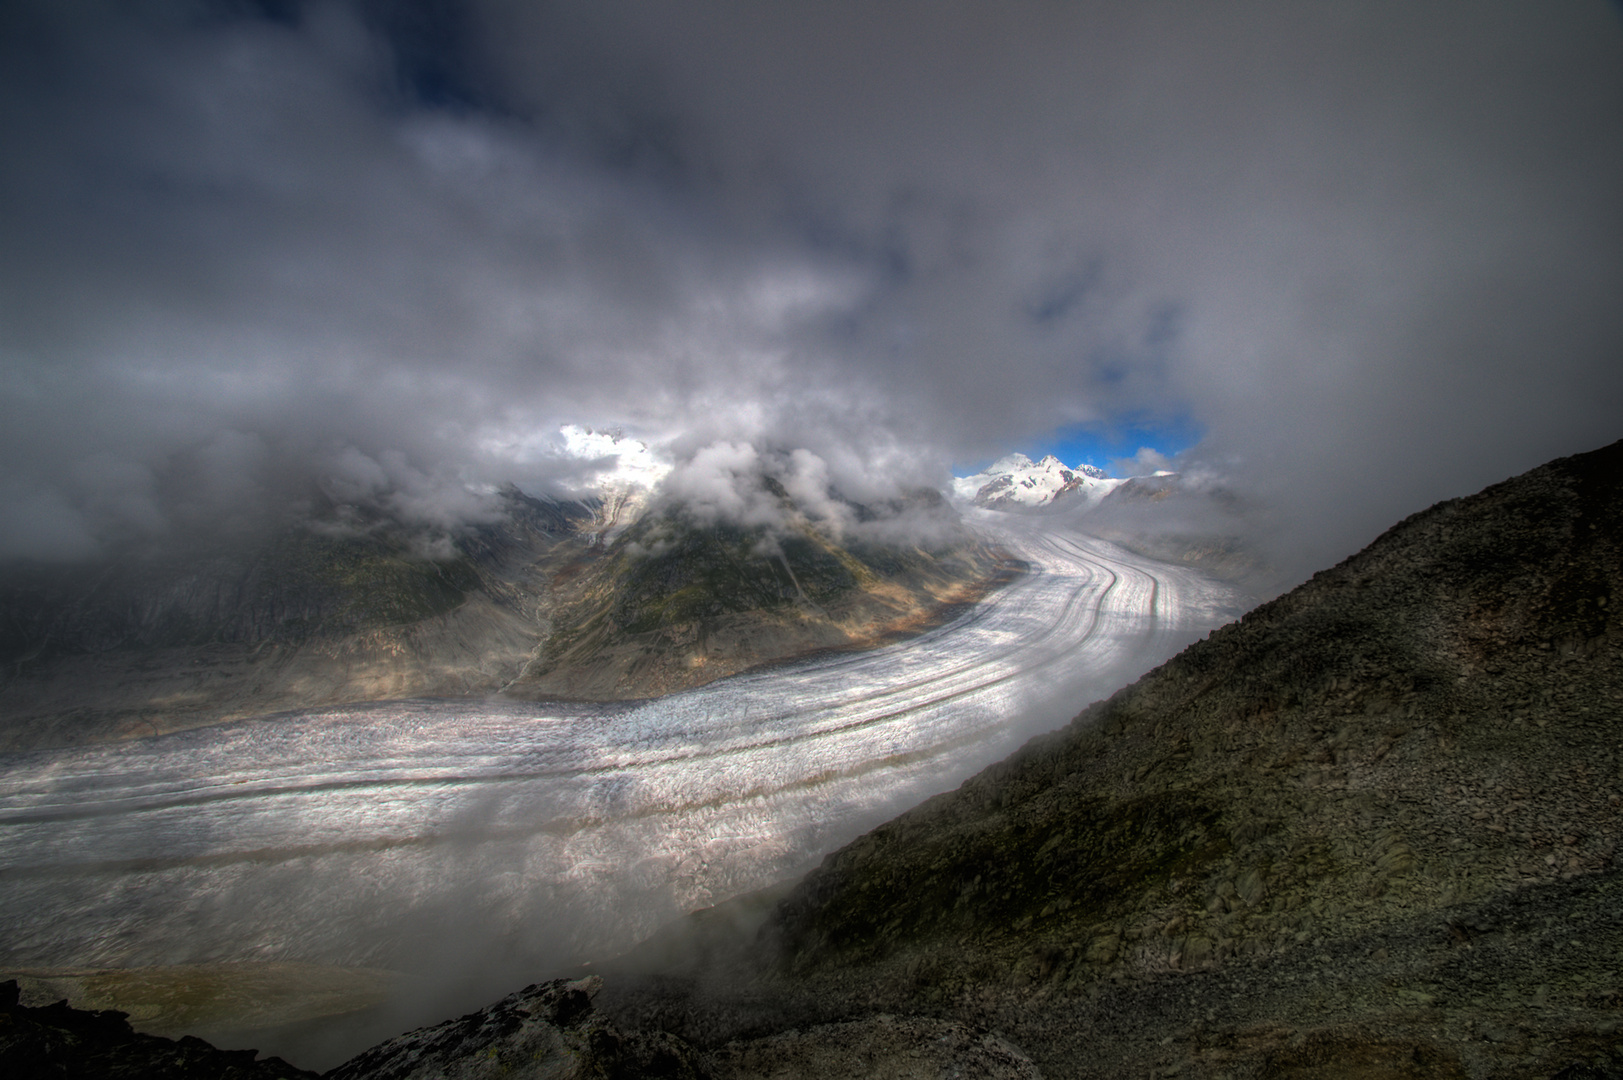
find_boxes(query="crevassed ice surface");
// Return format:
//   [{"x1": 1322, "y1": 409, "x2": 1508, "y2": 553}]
[{"x1": 0, "y1": 526, "x2": 1244, "y2": 977}]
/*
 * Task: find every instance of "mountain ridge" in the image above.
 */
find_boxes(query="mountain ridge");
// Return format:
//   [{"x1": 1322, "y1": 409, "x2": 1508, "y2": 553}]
[
  {"x1": 507, "y1": 485, "x2": 1014, "y2": 701},
  {"x1": 582, "y1": 436, "x2": 1623, "y2": 1078}
]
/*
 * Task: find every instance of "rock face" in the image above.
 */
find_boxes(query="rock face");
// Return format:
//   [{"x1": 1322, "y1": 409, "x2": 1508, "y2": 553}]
[
  {"x1": 594, "y1": 439, "x2": 1623, "y2": 1078},
  {"x1": 0, "y1": 979, "x2": 317, "y2": 1079},
  {"x1": 325, "y1": 977, "x2": 706, "y2": 1080}
]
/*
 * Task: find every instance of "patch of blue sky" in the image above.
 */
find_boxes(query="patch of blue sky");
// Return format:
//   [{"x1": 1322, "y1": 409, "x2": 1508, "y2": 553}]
[
  {"x1": 954, "y1": 415, "x2": 1203, "y2": 478},
  {"x1": 1043, "y1": 416, "x2": 1203, "y2": 470}
]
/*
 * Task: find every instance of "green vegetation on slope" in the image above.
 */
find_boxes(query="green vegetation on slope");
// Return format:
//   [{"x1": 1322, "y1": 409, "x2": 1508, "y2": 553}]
[{"x1": 0, "y1": 491, "x2": 602, "y2": 747}]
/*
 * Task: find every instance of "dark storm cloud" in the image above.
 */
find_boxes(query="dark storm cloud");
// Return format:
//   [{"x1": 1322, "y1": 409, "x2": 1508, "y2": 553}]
[{"x1": 2, "y1": 1, "x2": 1620, "y2": 576}]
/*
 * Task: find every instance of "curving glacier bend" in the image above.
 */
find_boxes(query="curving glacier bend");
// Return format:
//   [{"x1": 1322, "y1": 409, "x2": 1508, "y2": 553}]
[{"x1": 0, "y1": 525, "x2": 1244, "y2": 984}]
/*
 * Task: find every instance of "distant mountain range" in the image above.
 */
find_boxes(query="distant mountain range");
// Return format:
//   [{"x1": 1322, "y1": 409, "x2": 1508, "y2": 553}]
[
  {"x1": 950, "y1": 453, "x2": 1222, "y2": 516},
  {"x1": 951, "y1": 453, "x2": 1130, "y2": 510},
  {"x1": 952, "y1": 453, "x2": 1273, "y2": 593}
]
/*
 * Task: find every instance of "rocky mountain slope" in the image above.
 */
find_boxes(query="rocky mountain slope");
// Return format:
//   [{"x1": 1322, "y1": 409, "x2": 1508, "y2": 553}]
[
  {"x1": 580, "y1": 437, "x2": 1623, "y2": 1078},
  {"x1": 507, "y1": 484, "x2": 1013, "y2": 700}
]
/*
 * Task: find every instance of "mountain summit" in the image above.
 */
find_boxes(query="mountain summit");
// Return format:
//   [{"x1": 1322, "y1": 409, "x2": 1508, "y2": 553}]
[{"x1": 952, "y1": 453, "x2": 1122, "y2": 510}]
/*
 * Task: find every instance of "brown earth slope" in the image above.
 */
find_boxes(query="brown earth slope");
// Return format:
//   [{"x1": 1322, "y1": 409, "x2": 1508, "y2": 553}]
[{"x1": 590, "y1": 439, "x2": 1623, "y2": 1079}]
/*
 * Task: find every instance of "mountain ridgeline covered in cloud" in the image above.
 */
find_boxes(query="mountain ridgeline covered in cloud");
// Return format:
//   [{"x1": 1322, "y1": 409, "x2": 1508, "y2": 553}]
[
  {"x1": 0, "y1": 444, "x2": 1011, "y2": 749},
  {"x1": 0, "y1": 418, "x2": 1299, "y2": 749}
]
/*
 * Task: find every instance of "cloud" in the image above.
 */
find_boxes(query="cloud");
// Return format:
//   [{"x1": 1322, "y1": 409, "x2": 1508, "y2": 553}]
[
  {"x1": 780, "y1": 448, "x2": 850, "y2": 535},
  {"x1": 1109, "y1": 448, "x2": 1174, "y2": 478},
  {"x1": 653, "y1": 442, "x2": 853, "y2": 535},
  {"x1": 0, "y1": 483, "x2": 99, "y2": 562},
  {"x1": 0, "y1": 1, "x2": 1617, "y2": 576},
  {"x1": 658, "y1": 441, "x2": 776, "y2": 527}
]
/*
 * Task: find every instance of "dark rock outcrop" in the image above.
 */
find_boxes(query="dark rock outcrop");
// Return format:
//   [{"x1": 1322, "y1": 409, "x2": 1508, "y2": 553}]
[
  {"x1": 0, "y1": 974, "x2": 1045, "y2": 1080},
  {"x1": 0, "y1": 979, "x2": 316, "y2": 1079},
  {"x1": 324, "y1": 977, "x2": 706, "y2": 1080}
]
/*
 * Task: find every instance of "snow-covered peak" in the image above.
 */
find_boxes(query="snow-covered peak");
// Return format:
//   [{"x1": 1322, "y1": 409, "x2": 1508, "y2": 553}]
[{"x1": 951, "y1": 453, "x2": 1123, "y2": 510}]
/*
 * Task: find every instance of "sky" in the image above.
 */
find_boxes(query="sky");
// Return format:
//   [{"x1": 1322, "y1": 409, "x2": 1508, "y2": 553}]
[{"x1": 2, "y1": 1, "x2": 1621, "y2": 577}]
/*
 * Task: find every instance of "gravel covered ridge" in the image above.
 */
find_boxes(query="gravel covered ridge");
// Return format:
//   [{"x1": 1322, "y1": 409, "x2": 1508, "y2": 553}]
[{"x1": 601, "y1": 439, "x2": 1623, "y2": 1078}]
